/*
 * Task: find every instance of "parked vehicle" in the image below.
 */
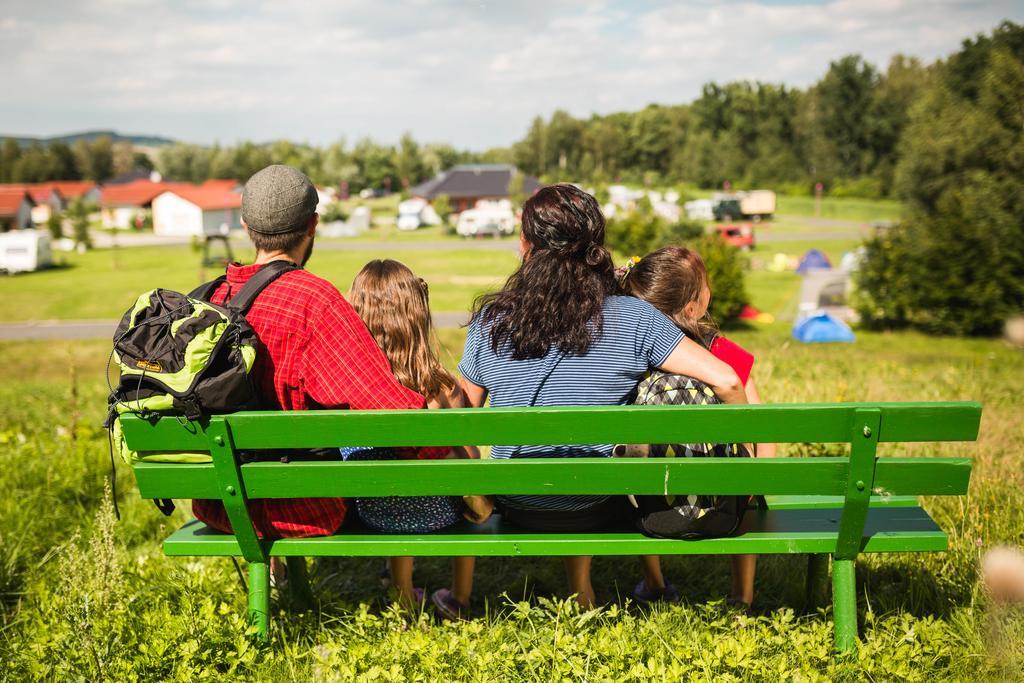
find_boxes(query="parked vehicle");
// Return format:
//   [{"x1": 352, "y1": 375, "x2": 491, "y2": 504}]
[
  {"x1": 712, "y1": 190, "x2": 776, "y2": 222},
  {"x1": 0, "y1": 229, "x2": 53, "y2": 273},
  {"x1": 396, "y1": 198, "x2": 440, "y2": 231},
  {"x1": 456, "y1": 201, "x2": 516, "y2": 238},
  {"x1": 714, "y1": 223, "x2": 755, "y2": 250}
]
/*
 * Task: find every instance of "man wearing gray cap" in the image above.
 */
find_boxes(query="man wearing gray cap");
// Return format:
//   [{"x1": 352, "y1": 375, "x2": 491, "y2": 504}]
[{"x1": 192, "y1": 164, "x2": 429, "y2": 540}]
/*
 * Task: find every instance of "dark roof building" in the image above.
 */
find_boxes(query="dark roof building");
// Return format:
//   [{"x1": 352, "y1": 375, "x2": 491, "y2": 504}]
[{"x1": 409, "y1": 164, "x2": 541, "y2": 211}]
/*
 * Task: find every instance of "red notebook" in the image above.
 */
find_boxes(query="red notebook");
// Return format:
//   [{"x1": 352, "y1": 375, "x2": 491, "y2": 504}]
[{"x1": 709, "y1": 336, "x2": 754, "y2": 386}]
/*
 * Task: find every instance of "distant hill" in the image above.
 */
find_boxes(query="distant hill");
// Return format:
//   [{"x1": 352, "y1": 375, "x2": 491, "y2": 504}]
[{"x1": 2, "y1": 130, "x2": 176, "y2": 148}]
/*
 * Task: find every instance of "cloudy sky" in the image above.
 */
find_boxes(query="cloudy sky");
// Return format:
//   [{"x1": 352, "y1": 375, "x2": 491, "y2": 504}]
[{"x1": 1, "y1": 0, "x2": 1021, "y2": 149}]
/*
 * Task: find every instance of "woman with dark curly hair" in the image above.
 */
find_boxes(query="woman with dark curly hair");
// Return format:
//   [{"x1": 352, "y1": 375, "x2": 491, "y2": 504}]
[{"x1": 456, "y1": 184, "x2": 745, "y2": 608}]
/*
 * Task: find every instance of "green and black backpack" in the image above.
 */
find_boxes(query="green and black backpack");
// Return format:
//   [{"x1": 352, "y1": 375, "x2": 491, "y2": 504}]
[
  {"x1": 105, "y1": 261, "x2": 298, "y2": 511},
  {"x1": 622, "y1": 371, "x2": 765, "y2": 540}
]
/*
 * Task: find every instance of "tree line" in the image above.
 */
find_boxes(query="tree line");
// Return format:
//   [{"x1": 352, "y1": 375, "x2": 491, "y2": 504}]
[{"x1": 0, "y1": 136, "x2": 153, "y2": 184}]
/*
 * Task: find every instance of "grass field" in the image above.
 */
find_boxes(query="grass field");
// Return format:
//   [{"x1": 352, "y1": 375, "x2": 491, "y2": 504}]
[
  {"x1": 0, "y1": 245, "x2": 519, "y2": 321},
  {"x1": 775, "y1": 195, "x2": 902, "y2": 222},
  {"x1": 1, "y1": 327, "x2": 1021, "y2": 679},
  {"x1": 1, "y1": 195, "x2": 1021, "y2": 679}
]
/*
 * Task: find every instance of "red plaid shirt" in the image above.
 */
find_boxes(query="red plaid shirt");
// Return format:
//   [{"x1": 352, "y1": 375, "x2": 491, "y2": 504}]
[{"x1": 192, "y1": 261, "x2": 427, "y2": 538}]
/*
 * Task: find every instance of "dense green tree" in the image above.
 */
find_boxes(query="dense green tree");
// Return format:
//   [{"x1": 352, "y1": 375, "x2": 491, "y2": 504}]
[
  {"x1": 858, "y1": 23, "x2": 1024, "y2": 335},
  {"x1": 73, "y1": 136, "x2": 114, "y2": 181},
  {"x1": 393, "y1": 133, "x2": 425, "y2": 188}
]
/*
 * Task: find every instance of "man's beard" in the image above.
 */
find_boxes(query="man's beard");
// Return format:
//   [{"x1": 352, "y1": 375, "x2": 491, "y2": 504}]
[{"x1": 300, "y1": 235, "x2": 314, "y2": 266}]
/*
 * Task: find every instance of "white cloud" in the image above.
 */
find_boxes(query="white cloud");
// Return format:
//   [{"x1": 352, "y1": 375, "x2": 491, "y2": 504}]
[{"x1": 0, "y1": 0, "x2": 1020, "y2": 147}]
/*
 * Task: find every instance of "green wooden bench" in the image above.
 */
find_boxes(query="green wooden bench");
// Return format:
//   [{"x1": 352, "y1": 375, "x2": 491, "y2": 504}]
[{"x1": 121, "y1": 401, "x2": 980, "y2": 652}]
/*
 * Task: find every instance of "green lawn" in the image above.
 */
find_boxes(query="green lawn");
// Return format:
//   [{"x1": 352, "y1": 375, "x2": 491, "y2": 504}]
[
  {"x1": 0, "y1": 245, "x2": 519, "y2": 321},
  {"x1": 775, "y1": 195, "x2": 902, "y2": 223},
  {"x1": 1, "y1": 326, "x2": 1021, "y2": 679}
]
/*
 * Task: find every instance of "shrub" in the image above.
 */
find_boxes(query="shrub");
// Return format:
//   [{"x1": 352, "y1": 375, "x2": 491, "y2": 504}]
[
  {"x1": 67, "y1": 198, "x2": 91, "y2": 250},
  {"x1": 432, "y1": 194, "x2": 453, "y2": 232},
  {"x1": 320, "y1": 202, "x2": 349, "y2": 223},
  {"x1": 46, "y1": 212, "x2": 63, "y2": 241},
  {"x1": 607, "y1": 210, "x2": 748, "y2": 325},
  {"x1": 660, "y1": 219, "x2": 704, "y2": 244},
  {"x1": 605, "y1": 211, "x2": 662, "y2": 257},
  {"x1": 695, "y1": 234, "x2": 749, "y2": 324}
]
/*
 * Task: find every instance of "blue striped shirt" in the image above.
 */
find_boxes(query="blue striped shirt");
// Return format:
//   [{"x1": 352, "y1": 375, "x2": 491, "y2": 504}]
[{"x1": 458, "y1": 295, "x2": 684, "y2": 511}]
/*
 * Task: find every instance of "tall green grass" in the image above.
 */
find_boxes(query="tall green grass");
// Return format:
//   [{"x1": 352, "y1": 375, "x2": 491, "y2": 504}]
[{"x1": 0, "y1": 333, "x2": 1022, "y2": 680}]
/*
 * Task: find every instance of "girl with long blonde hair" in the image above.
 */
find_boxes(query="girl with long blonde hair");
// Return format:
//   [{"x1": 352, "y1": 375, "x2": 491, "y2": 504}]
[{"x1": 347, "y1": 259, "x2": 491, "y2": 618}]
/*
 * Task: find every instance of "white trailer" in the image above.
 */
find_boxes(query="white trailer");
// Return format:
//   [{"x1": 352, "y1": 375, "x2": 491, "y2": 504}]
[{"x1": 0, "y1": 229, "x2": 53, "y2": 273}]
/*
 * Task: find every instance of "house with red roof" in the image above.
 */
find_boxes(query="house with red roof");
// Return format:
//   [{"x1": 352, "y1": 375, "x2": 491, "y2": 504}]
[
  {"x1": 152, "y1": 181, "x2": 243, "y2": 237},
  {"x1": 100, "y1": 178, "x2": 191, "y2": 229},
  {"x1": 0, "y1": 187, "x2": 35, "y2": 232},
  {"x1": 44, "y1": 181, "x2": 99, "y2": 204},
  {"x1": 26, "y1": 185, "x2": 66, "y2": 224}
]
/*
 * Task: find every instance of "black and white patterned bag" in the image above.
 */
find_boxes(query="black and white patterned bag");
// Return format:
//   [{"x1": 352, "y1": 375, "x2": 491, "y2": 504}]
[{"x1": 617, "y1": 371, "x2": 763, "y2": 540}]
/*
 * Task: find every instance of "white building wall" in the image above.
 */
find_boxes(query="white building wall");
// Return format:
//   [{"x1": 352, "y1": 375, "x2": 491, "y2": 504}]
[
  {"x1": 152, "y1": 193, "x2": 203, "y2": 236},
  {"x1": 102, "y1": 206, "x2": 142, "y2": 230}
]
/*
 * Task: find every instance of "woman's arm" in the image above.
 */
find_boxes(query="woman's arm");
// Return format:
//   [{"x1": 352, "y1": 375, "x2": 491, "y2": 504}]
[
  {"x1": 460, "y1": 377, "x2": 489, "y2": 408},
  {"x1": 439, "y1": 384, "x2": 480, "y2": 459},
  {"x1": 658, "y1": 337, "x2": 747, "y2": 405},
  {"x1": 744, "y1": 377, "x2": 776, "y2": 457}
]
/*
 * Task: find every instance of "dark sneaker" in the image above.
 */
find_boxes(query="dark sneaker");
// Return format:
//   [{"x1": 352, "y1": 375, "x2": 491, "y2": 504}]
[
  {"x1": 632, "y1": 579, "x2": 680, "y2": 606},
  {"x1": 431, "y1": 588, "x2": 471, "y2": 621}
]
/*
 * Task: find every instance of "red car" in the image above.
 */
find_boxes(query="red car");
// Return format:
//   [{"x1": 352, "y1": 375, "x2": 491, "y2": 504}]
[{"x1": 715, "y1": 223, "x2": 755, "y2": 250}]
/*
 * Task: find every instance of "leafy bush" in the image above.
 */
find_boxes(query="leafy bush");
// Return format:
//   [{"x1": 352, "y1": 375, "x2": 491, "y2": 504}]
[
  {"x1": 660, "y1": 219, "x2": 704, "y2": 244},
  {"x1": 696, "y1": 234, "x2": 749, "y2": 324},
  {"x1": 320, "y1": 202, "x2": 349, "y2": 223},
  {"x1": 607, "y1": 209, "x2": 748, "y2": 324},
  {"x1": 606, "y1": 211, "x2": 705, "y2": 258},
  {"x1": 67, "y1": 198, "x2": 92, "y2": 250},
  {"x1": 605, "y1": 211, "x2": 662, "y2": 257},
  {"x1": 432, "y1": 194, "x2": 453, "y2": 233},
  {"x1": 857, "y1": 30, "x2": 1024, "y2": 335},
  {"x1": 46, "y1": 213, "x2": 63, "y2": 241}
]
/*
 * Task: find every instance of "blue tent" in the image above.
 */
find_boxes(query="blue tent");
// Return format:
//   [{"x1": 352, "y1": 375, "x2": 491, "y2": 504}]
[
  {"x1": 792, "y1": 313, "x2": 855, "y2": 343},
  {"x1": 796, "y1": 248, "x2": 832, "y2": 274}
]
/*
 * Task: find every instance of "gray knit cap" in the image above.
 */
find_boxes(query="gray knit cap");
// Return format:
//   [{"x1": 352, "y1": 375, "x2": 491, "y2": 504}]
[{"x1": 242, "y1": 164, "x2": 319, "y2": 234}]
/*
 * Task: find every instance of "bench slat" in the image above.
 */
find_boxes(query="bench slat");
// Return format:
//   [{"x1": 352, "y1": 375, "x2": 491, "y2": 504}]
[
  {"x1": 132, "y1": 457, "x2": 971, "y2": 500},
  {"x1": 162, "y1": 506, "x2": 947, "y2": 557},
  {"x1": 119, "y1": 402, "x2": 982, "y2": 452}
]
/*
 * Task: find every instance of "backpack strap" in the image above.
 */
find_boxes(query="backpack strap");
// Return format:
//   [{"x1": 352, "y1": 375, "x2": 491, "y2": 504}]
[
  {"x1": 188, "y1": 275, "x2": 227, "y2": 302},
  {"x1": 224, "y1": 260, "x2": 301, "y2": 315}
]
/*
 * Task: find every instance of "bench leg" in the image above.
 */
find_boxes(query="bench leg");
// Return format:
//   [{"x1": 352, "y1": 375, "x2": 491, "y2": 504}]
[
  {"x1": 831, "y1": 557, "x2": 858, "y2": 653},
  {"x1": 248, "y1": 560, "x2": 271, "y2": 642},
  {"x1": 805, "y1": 554, "x2": 829, "y2": 610}
]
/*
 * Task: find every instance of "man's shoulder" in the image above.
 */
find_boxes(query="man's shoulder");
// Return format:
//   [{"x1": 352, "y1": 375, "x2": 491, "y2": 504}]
[{"x1": 274, "y1": 269, "x2": 345, "y2": 305}]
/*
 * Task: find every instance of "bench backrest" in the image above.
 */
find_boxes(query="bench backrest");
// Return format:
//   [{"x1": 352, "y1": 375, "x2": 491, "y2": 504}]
[{"x1": 122, "y1": 401, "x2": 980, "y2": 562}]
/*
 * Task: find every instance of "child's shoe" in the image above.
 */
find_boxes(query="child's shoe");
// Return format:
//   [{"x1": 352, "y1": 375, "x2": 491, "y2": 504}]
[
  {"x1": 431, "y1": 588, "x2": 471, "y2": 621},
  {"x1": 632, "y1": 579, "x2": 680, "y2": 606}
]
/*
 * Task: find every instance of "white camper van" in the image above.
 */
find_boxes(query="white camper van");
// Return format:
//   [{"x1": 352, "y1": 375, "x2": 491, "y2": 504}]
[
  {"x1": 397, "y1": 197, "x2": 442, "y2": 231},
  {"x1": 456, "y1": 200, "x2": 516, "y2": 238}
]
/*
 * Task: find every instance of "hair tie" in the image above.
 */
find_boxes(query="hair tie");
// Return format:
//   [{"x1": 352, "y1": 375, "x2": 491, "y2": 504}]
[{"x1": 616, "y1": 256, "x2": 641, "y2": 286}]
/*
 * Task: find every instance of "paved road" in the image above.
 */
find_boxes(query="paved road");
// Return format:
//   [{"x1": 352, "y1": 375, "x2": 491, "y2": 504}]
[{"x1": 0, "y1": 312, "x2": 472, "y2": 341}]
